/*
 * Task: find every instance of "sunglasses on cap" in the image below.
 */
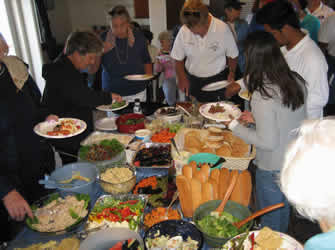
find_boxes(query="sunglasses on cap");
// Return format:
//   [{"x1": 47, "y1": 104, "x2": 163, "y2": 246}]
[{"x1": 183, "y1": 11, "x2": 201, "y2": 17}]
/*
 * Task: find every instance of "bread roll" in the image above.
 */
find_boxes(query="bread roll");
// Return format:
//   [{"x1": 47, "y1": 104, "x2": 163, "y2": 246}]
[
  {"x1": 222, "y1": 130, "x2": 235, "y2": 144},
  {"x1": 176, "y1": 175, "x2": 193, "y2": 217},
  {"x1": 194, "y1": 170, "x2": 206, "y2": 183},
  {"x1": 189, "y1": 161, "x2": 198, "y2": 174},
  {"x1": 200, "y1": 164, "x2": 210, "y2": 181},
  {"x1": 182, "y1": 165, "x2": 193, "y2": 179},
  {"x1": 230, "y1": 170, "x2": 252, "y2": 206},
  {"x1": 190, "y1": 179, "x2": 202, "y2": 213},
  {"x1": 202, "y1": 182, "x2": 213, "y2": 204},
  {"x1": 219, "y1": 168, "x2": 231, "y2": 199},
  {"x1": 201, "y1": 146, "x2": 215, "y2": 154},
  {"x1": 231, "y1": 140, "x2": 249, "y2": 157},
  {"x1": 187, "y1": 147, "x2": 200, "y2": 154},
  {"x1": 185, "y1": 132, "x2": 203, "y2": 151},
  {"x1": 210, "y1": 169, "x2": 220, "y2": 183},
  {"x1": 208, "y1": 178, "x2": 219, "y2": 199},
  {"x1": 216, "y1": 144, "x2": 232, "y2": 157},
  {"x1": 208, "y1": 127, "x2": 223, "y2": 136},
  {"x1": 205, "y1": 140, "x2": 223, "y2": 149}
]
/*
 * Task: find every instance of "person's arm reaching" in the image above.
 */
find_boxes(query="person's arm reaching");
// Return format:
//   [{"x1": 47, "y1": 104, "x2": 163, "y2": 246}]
[
  {"x1": 175, "y1": 59, "x2": 190, "y2": 95},
  {"x1": 227, "y1": 57, "x2": 238, "y2": 83}
]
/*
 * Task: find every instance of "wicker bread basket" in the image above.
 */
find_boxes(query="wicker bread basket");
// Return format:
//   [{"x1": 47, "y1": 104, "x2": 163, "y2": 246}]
[{"x1": 173, "y1": 128, "x2": 256, "y2": 171}]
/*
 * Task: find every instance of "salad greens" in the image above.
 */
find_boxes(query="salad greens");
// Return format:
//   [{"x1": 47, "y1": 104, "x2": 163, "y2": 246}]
[
  {"x1": 197, "y1": 211, "x2": 249, "y2": 238},
  {"x1": 89, "y1": 197, "x2": 145, "y2": 231},
  {"x1": 112, "y1": 100, "x2": 126, "y2": 109}
]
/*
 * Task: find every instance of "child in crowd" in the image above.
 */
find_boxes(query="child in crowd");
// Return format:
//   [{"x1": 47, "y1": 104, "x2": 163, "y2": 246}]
[{"x1": 154, "y1": 31, "x2": 178, "y2": 105}]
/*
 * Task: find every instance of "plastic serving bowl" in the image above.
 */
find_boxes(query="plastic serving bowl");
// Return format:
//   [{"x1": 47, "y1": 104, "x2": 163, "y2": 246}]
[
  {"x1": 49, "y1": 162, "x2": 98, "y2": 197},
  {"x1": 116, "y1": 113, "x2": 145, "y2": 134},
  {"x1": 99, "y1": 165, "x2": 136, "y2": 195},
  {"x1": 193, "y1": 200, "x2": 253, "y2": 248}
]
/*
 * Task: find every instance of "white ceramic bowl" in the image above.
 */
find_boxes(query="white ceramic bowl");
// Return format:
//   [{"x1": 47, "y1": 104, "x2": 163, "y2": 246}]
[
  {"x1": 135, "y1": 129, "x2": 152, "y2": 140},
  {"x1": 154, "y1": 107, "x2": 182, "y2": 124}
]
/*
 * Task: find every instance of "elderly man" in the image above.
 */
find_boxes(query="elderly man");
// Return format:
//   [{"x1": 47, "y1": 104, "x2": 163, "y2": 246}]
[
  {"x1": 226, "y1": 0, "x2": 329, "y2": 119},
  {"x1": 171, "y1": 0, "x2": 239, "y2": 102},
  {"x1": 42, "y1": 31, "x2": 121, "y2": 164}
]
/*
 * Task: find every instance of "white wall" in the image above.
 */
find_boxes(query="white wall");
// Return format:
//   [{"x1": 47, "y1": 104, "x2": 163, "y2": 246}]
[
  {"x1": 47, "y1": 0, "x2": 71, "y2": 43},
  {"x1": 149, "y1": 0, "x2": 167, "y2": 48}
]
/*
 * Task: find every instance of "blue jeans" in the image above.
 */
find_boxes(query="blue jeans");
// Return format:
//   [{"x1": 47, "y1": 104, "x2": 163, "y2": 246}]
[
  {"x1": 255, "y1": 168, "x2": 290, "y2": 232},
  {"x1": 162, "y1": 77, "x2": 177, "y2": 106}
]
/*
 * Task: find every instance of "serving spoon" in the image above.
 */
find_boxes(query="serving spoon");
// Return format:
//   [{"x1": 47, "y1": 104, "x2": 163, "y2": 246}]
[
  {"x1": 215, "y1": 170, "x2": 239, "y2": 212},
  {"x1": 233, "y1": 202, "x2": 285, "y2": 229}
]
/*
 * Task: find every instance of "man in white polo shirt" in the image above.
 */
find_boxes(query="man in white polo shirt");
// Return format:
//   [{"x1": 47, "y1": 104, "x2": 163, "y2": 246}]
[
  {"x1": 226, "y1": 0, "x2": 328, "y2": 119},
  {"x1": 306, "y1": 0, "x2": 334, "y2": 23},
  {"x1": 171, "y1": 0, "x2": 239, "y2": 102}
]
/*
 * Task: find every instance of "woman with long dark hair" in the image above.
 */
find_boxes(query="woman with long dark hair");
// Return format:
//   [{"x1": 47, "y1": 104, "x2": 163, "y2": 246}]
[{"x1": 227, "y1": 31, "x2": 307, "y2": 232}]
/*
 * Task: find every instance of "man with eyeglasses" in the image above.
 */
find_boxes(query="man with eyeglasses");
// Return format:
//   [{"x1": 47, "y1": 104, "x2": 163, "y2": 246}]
[{"x1": 171, "y1": 0, "x2": 239, "y2": 102}]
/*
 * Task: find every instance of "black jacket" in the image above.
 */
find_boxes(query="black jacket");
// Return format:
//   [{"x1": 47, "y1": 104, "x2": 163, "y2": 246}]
[
  {"x1": 41, "y1": 55, "x2": 113, "y2": 156},
  {"x1": 0, "y1": 63, "x2": 54, "y2": 203}
]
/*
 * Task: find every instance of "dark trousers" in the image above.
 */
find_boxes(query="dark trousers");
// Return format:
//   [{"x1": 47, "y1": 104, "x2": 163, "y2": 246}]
[{"x1": 187, "y1": 67, "x2": 243, "y2": 107}]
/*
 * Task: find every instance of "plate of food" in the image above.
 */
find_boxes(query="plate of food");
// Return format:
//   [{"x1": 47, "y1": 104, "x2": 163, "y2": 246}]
[
  {"x1": 133, "y1": 175, "x2": 177, "y2": 207},
  {"x1": 26, "y1": 192, "x2": 90, "y2": 234},
  {"x1": 95, "y1": 117, "x2": 117, "y2": 131},
  {"x1": 86, "y1": 194, "x2": 147, "y2": 232},
  {"x1": 132, "y1": 143, "x2": 172, "y2": 168},
  {"x1": 239, "y1": 89, "x2": 251, "y2": 101},
  {"x1": 96, "y1": 100, "x2": 128, "y2": 112},
  {"x1": 201, "y1": 80, "x2": 230, "y2": 92},
  {"x1": 124, "y1": 74, "x2": 154, "y2": 81},
  {"x1": 34, "y1": 118, "x2": 87, "y2": 139},
  {"x1": 222, "y1": 227, "x2": 304, "y2": 250},
  {"x1": 199, "y1": 102, "x2": 241, "y2": 122}
]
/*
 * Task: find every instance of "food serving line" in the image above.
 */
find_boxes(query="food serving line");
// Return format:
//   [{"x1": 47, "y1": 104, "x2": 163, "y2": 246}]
[{"x1": 8, "y1": 98, "x2": 303, "y2": 250}]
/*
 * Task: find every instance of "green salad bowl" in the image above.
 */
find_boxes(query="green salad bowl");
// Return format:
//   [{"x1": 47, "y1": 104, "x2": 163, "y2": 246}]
[{"x1": 193, "y1": 200, "x2": 253, "y2": 248}]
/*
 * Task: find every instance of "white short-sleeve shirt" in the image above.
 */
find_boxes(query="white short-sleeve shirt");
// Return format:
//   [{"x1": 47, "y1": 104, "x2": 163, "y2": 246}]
[
  {"x1": 281, "y1": 35, "x2": 329, "y2": 119},
  {"x1": 171, "y1": 15, "x2": 239, "y2": 78},
  {"x1": 306, "y1": 3, "x2": 334, "y2": 23},
  {"x1": 318, "y1": 14, "x2": 335, "y2": 57}
]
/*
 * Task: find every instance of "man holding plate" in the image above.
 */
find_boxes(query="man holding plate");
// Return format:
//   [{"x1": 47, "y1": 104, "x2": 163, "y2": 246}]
[
  {"x1": 171, "y1": 0, "x2": 241, "y2": 102},
  {"x1": 42, "y1": 31, "x2": 122, "y2": 164}
]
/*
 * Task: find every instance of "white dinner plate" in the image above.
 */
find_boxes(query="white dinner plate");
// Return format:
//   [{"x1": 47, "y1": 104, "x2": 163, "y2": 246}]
[
  {"x1": 95, "y1": 117, "x2": 117, "y2": 131},
  {"x1": 201, "y1": 80, "x2": 230, "y2": 92},
  {"x1": 223, "y1": 230, "x2": 304, "y2": 250},
  {"x1": 124, "y1": 74, "x2": 154, "y2": 81},
  {"x1": 199, "y1": 102, "x2": 241, "y2": 122},
  {"x1": 34, "y1": 118, "x2": 87, "y2": 139},
  {"x1": 96, "y1": 101, "x2": 129, "y2": 112},
  {"x1": 239, "y1": 89, "x2": 251, "y2": 101}
]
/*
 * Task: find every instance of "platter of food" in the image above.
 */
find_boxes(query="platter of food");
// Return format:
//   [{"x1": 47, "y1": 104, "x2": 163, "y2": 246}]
[
  {"x1": 199, "y1": 102, "x2": 241, "y2": 122},
  {"x1": 86, "y1": 194, "x2": 147, "y2": 232},
  {"x1": 124, "y1": 74, "x2": 154, "y2": 81},
  {"x1": 133, "y1": 175, "x2": 177, "y2": 207},
  {"x1": 222, "y1": 227, "x2": 304, "y2": 250},
  {"x1": 239, "y1": 89, "x2": 251, "y2": 101},
  {"x1": 95, "y1": 117, "x2": 117, "y2": 131},
  {"x1": 96, "y1": 100, "x2": 128, "y2": 112},
  {"x1": 79, "y1": 139, "x2": 124, "y2": 163},
  {"x1": 201, "y1": 80, "x2": 230, "y2": 92},
  {"x1": 144, "y1": 207, "x2": 181, "y2": 228},
  {"x1": 131, "y1": 143, "x2": 172, "y2": 168},
  {"x1": 80, "y1": 132, "x2": 134, "y2": 147},
  {"x1": 116, "y1": 113, "x2": 146, "y2": 134},
  {"x1": 34, "y1": 118, "x2": 87, "y2": 139},
  {"x1": 26, "y1": 192, "x2": 90, "y2": 234},
  {"x1": 144, "y1": 220, "x2": 203, "y2": 250}
]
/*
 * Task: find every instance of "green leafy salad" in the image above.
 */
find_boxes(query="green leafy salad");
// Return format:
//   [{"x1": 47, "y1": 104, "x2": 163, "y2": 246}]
[
  {"x1": 197, "y1": 211, "x2": 249, "y2": 238},
  {"x1": 112, "y1": 100, "x2": 126, "y2": 109},
  {"x1": 79, "y1": 139, "x2": 124, "y2": 162}
]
